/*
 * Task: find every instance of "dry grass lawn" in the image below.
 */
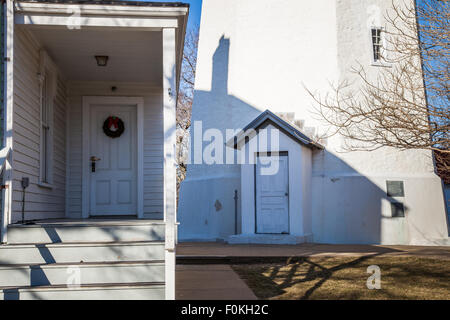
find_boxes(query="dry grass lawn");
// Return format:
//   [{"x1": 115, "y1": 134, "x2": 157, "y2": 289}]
[{"x1": 232, "y1": 256, "x2": 450, "y2": 300}]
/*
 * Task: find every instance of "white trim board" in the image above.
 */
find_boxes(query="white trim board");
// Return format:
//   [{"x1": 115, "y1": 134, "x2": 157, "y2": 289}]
[
  {"x1": 15, "y1": 15, "x2": 179, "y2": 29},
  {"x1": 13, "y1": 2, "x2": 188, "y2": 29},
  {"x1": 14, "y1": 2, "x2": 189, "y2": 17},
  {"x1": 81, "y1": 96, "x2": 144, "y2": 219}
]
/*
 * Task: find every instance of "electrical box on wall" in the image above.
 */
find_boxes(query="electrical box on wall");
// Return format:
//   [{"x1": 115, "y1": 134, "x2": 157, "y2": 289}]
[{"x1": 21, "y1": 177, "x2": 29, "y2": 189}]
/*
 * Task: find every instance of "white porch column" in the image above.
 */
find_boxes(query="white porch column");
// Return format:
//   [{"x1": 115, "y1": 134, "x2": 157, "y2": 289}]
[
  {"x1": 162, "y1": 27, "x2": 177, "y2": 300},
  {"x1": 1, "y1": 0, "x2": 15, "y2": 243}
]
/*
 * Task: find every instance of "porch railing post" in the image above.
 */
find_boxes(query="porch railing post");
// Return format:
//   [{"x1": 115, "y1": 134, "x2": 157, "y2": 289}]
[
  {"x1": 162, "y1": 27, "x2": 177, "y2": 300},
  {"x1": 1, "y1": 0, "x2": 15, "y2": 243},
  {"x1": 1, "y1": 156, "x2": 11, "y2": 243}
]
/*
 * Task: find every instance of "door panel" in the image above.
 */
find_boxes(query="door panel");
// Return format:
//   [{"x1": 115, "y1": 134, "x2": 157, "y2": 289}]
[
  {"x1": 256, "y1": 154, "x2": 289, "y2": 234},
  {"x1": 90, "y1": 104, "x2": 137, "y2": 215}
]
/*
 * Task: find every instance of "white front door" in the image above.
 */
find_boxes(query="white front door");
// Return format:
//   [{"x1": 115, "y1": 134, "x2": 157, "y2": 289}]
[
  {"x1": 89, "y1": 104, "x2": 137, "y2": 215},
  {"x1": 255, "y1": 153, "x2": 289, "y2": 234}
]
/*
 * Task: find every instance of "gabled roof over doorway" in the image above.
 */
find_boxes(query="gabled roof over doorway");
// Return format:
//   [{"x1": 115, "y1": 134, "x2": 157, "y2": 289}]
[{"x1": 228, "y1": 109, "x2": 324, "y2": 150}]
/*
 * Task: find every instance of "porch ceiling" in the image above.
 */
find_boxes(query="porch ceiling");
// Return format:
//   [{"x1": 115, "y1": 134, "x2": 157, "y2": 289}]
[{"x1": 27, "y1": 27, "x2": 163, "y2": 84}]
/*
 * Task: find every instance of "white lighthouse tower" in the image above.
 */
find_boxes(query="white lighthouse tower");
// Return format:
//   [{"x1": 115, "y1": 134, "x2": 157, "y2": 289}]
[{"x1": 178, "y1": 0, "x2": 449, "y2": 245}]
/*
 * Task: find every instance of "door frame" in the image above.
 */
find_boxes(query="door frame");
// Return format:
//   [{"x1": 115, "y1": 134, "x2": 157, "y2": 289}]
[
  {"x1": 81, "y1": 96, "x2": 144, "y2": 219},
  {"x1": 254, "y1": 151, "x2": 290, "y2": 234}
]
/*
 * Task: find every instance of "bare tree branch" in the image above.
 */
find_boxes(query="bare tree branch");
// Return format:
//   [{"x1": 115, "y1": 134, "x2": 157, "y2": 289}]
[
  {"x1": 177, "y1": 26, "x2": 199, "y2": 197},
  {"x1": 307, "y1": 0, "x2": 449, "y2": 177}
]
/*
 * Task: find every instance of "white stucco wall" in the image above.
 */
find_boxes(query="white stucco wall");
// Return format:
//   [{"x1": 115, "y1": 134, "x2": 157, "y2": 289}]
[
  {"x1": 178, "y1": 0, "x2": 339, "y2": 241},
  {"x1": 178, "y1": 0, "x2": 449, "y2": 244}
]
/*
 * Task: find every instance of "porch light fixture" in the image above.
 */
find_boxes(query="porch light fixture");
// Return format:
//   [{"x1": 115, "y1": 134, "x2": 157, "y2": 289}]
[{"x1": 95, "y1": 55, "x2": 109, "y2": 67}]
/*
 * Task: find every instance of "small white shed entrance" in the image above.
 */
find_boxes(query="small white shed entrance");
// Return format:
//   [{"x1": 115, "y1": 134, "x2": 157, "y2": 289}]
[{"x1": 228, "y1": 110, "x2": 323, "y2": 244}]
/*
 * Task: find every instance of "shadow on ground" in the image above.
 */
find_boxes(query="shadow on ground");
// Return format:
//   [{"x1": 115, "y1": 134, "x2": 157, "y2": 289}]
[{"x1": 231, "y1": 255, "x2": 450, "y2": 300}]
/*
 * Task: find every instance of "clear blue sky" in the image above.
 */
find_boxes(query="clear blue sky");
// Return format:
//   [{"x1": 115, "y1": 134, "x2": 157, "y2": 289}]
[{"x1": 155, "y1": 0, "x2": 202, "y2": 31}]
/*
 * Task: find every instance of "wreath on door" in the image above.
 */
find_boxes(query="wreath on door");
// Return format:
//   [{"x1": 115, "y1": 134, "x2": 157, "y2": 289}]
[{"x1": 103, "y1": 116, "x2": 125, "y2": 138}]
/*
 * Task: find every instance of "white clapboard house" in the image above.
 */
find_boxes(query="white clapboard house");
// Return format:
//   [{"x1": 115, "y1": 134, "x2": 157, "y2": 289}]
[{"x1": 0, "y1": 0, "x2": 188, "y2": 299}]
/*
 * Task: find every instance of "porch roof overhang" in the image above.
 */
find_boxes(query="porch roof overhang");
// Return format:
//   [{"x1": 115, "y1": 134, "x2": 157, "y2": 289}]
[
  {"x1": 16, "y1": 0, "x2": 189, "y2": 8},
  {"x1": 227, "y1": 110, "x2": 325, "y2": 150},
  {"x1": 14, "y1": 0, "x2": 189, "y2": 87},
  {"x1": 14, "y1": 0, "x2": 189, "y2": 26}
]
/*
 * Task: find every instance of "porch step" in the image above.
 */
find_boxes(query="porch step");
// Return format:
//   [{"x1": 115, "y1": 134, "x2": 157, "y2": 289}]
[
  {"x1": 0, "y1": 282, "x2": 165, "y2": 300},
  {"x1": 227, "y1": 234, "x2": 313, "y2": 245},
  {"x1": 7, "y1": 219, "x2": 165, "y2": 244},
  {"x1": 0, "y1": 260, "x2": 164, "y2": 287},
  {"x1": 0, "y1": 241, "x2": 164, "y2": 264},
  {"x1": 1, "y1": 220, "x2": 168, "y2": 299}
]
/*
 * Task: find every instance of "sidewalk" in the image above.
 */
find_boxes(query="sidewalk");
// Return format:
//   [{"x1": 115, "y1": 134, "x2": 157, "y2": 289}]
[
  {"x1": 177, "y1": 242, "x2": 450, "y2": 260},
  {"x1": 176, "y1": 264, "x2": 257, "y2": 300}
]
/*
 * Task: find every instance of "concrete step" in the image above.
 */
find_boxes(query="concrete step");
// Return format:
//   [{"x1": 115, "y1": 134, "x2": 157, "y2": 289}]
[
  {"x1": 0, "y1": 260, "x2": 164, "y2": 287},
  {"x1": 0, "y1": 282, "x2": 165, "y2": 300},
  {"x1": 0, "y1": 241, "x2": 164, "y2": 264},
  {"x1": 434, "y1": 238, "x2": 450, "y2": 246},
  {"x1": 227, "y1": 234, "x2": 312, "y2": 244},
  {"x1": 7, "y1": 220, "x2": 165, "y2": 244}
]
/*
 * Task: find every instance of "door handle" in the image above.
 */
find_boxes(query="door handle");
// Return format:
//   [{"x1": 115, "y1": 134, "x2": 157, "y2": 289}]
[
  {"x1": 285, "y1": 192, "x2": 289, "y2": 196},
  {"x1": 90, "y1": 156, "x2": 101, "y2": 172}
]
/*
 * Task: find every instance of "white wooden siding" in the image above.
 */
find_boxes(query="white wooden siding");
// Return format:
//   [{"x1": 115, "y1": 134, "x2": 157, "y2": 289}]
[
  {"x1": 67, "y1": 82, "x2": 164, "y2": 219},
  {"x1": 12, "y1": 28, "x2": 67, "y2": 222}
]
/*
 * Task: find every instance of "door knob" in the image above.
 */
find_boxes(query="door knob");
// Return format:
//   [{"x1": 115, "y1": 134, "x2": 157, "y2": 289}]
[
  {"x1": 285, "y1": 192, "x2": 289, "y2": 196},
  {"x1": 90, "y1": 156, "x2": 101, "y2": 172}
]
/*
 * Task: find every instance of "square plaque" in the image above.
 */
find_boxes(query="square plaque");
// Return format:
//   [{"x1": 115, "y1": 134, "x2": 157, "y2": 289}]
[{"x1": 386, "y1": 181, "x2": 404, "y2": 197}]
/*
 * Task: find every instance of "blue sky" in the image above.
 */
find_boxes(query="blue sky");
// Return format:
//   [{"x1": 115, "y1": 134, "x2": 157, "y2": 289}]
[{"x1": 155, "y1": 0, "x2": 202, "y2": 31}]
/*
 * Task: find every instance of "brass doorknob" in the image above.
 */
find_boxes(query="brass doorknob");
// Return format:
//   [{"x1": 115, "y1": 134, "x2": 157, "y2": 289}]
[{"x1": 90, "y1": 156, "x2": 101, "y2": 173}]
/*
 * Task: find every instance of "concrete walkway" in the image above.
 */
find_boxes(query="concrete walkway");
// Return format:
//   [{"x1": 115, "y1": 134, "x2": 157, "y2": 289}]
[
  {"x1": 176, "y1": 264, "x2": 257, "y2": 300},
  {"x1": 177, "y1": 242, "x2": 450, "y2": 260}
]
